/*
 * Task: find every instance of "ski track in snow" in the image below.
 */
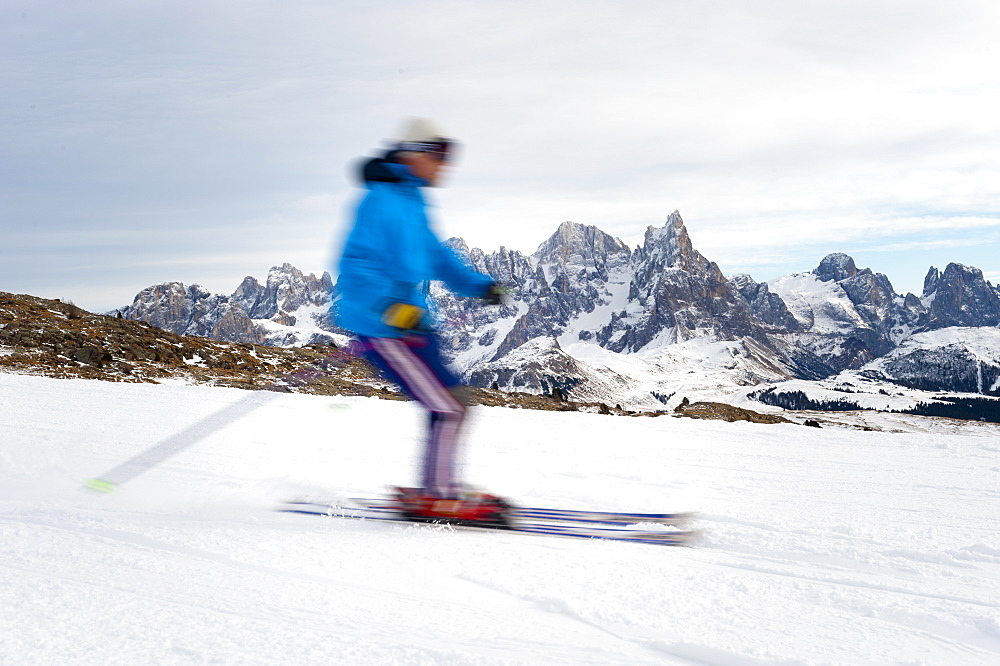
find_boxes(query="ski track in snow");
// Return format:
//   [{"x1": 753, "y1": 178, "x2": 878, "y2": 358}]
[{"x1": 2, "y1": 373, "x2": 999, "y2": 665}]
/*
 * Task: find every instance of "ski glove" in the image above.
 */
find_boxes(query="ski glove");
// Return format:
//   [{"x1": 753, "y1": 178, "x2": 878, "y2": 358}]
[
  {"x1": 382, "y1": 302, "x2": 425, "y2": 331},
  {"x1": 483, "y1": 284, "x2": 512, "y2": 306}
]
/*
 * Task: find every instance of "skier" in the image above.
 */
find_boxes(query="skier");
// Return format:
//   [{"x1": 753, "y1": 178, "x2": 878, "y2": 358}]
[{"x1": 334, "y1": 118, "x2": 509, "y2": 525}]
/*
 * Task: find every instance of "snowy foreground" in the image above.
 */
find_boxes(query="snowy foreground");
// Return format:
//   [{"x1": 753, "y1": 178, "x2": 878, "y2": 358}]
[{"x1": 2, "y1": 373, "x2": 999, "y2": 665}]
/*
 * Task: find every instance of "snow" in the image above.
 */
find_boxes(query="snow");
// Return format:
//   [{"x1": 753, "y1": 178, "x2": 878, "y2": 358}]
[
  {"x1": 2, "y1": 372, "x2": 1000, "y2": 664},
  {"x1": 768, "y1": 272, "x2": 867, "y2": 335},
  {"x1": 892, "y1": 326, "x2": 1000, "y2": 356},
  {"x1": 183, "y1": 354, "x2": 207, "y2": 367},
  {"x1": 555, "y1": 265, "x2": 634, "y2": 348},
  {"x1": 253, "y1": 301, "x2": 348, "y2": 347},
  {"x1": 447, "y1": 299, "x2": 530, "y2": 371},
  {"x1": 554, "y1": 337, "x2": 792, "y2": 410}
]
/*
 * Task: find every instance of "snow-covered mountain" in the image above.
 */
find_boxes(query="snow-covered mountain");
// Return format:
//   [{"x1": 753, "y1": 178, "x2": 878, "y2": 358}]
[
  {"x1": 435, "y1": 213, "x2": 787, "y2": 360},
  {"x1": 740, "y1": 327, "x2": 1000, "y2": 423},
  {"x1": 430, "y1": 213, "x2": 826, "y2": 407},
  {"x1": 861, "y1": 327, "x2": 1000, "y2": 395},
  {"x1": 118, "y1": 213, "x2": 1000, "y2": 410}
]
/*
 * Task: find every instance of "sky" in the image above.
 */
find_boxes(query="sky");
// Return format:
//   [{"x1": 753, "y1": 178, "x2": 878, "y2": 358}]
[{"x1": 3, "y1": 0, "x2": 1000, "y2": 312}]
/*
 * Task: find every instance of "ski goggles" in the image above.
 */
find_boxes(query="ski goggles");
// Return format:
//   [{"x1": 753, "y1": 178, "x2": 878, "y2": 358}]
[{"x1": 395, "y1": 140, "x2": 453, "y2": 162}]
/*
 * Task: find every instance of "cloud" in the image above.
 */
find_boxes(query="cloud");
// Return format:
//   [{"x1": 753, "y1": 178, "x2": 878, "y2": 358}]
[{"x1": 3, "y1": 1, "x2": 1000, "y2": 310}]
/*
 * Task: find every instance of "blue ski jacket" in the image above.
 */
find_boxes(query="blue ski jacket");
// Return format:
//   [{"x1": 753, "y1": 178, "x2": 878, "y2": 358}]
[{"x1": 333, "y1": 156, "x2": 493, "y2": 338}]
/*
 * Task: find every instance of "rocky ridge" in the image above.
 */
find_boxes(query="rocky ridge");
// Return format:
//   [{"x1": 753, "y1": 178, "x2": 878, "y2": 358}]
[{"x1": 430, "y1": 213, "x2": 1000, "y2": 404}]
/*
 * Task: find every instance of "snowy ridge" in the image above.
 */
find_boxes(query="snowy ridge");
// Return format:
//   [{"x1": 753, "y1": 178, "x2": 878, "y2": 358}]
[
  {"x1": 745, "y1": 327, "x2": 1000, "y2": 418},
  {"x1": 767, "y1": 272, "x2": 867, "y2": 335},
  {"x1": 861, "y1": 327, "x2": 1000, "y2": 395}
]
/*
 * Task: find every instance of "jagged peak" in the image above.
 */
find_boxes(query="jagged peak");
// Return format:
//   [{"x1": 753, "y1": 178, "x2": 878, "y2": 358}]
[
  {"x1": 923, "y1": 266, "x2": 940, "y2": 297},
  {"x1": 942, "y1": 262, "x2": 982, "y2": 277},
  {"x1": 533, "y1": 221, "x2": 629, "y2": 266},
  {"x1": 637, "y1": 210, "x2": 715, "y2": 275},
  {"x1": 642, "y1": 210, "x2": 685, "y2": 245},
  {"x1": 261, "y1": 263, "x2": 333, "y2": 292},
  {"x1": 727, "y1": 274, "x2": 757, "y2": 293},
  {"x1": 234, "y1": 275, "x2": 262, "y2": 294},
  {"x1": 537, "y1": 220, "x2": 618, "y2": 248},
  {"x1": 138, "y1": 280, "x2": 185, "y2": 290},
  {"x1": 186, "y1": 283, "x2": 214, "y2": 299},
  {"x1": 443, "y1": 237, "x2": 470, "y2": 254},
  {"x1": 269, "y1": 262, "x2": 299, "y2": 274},
  {"x1": 727, "y1": 274, "x2": 756, "y2": 288},
  {"x1": 136, "y1": 281, "x2": 210, "y2": 297},
  {"x1": 924, "y1": 263, "x2": 989, "y2": 297}
]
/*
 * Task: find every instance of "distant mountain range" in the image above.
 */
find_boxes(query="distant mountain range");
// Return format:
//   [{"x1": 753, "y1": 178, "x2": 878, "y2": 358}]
[
  {"x1": 121, "y1": 263, "x2": 338, "y2": 347},
  {"x1": 116, "y1": 212, "x2": 1000, "y2": 411}
]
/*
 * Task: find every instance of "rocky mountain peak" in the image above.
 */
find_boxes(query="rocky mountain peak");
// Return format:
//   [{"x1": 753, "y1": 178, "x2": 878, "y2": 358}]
[
  {"x1": 128, "y1": 282, "x2": 211, "y2": 331},
  {"x1": 729, "y1": 274, "x2": 802, "y2": 332},
  {"x1": 533, "y1": 221, "x2": 630, "y2": 271},
  {"x1": 814, "y1": 253, "x2": 858, "y2": 282},
  {"x1": 920, "y1": 263, "x2": 1000, "y2": 328},
  {"x1": 923, "y1": 267, "x2": 940, "y2": 297},
  {"x1": 443, "y1": 237, "x2": 471, "y2": 255},
  {"x1": 234, "y1": 264, "x2": 333, "y2": 320},
  {"x1": 638, "y1": 211, "x2": 711, "y2": 275},
  {"x1": 727, "y1": 274, "x2": 757, "y2": 294},
  {"x1": 125, "y1": 281, "x2": 260, "y2": 343}
]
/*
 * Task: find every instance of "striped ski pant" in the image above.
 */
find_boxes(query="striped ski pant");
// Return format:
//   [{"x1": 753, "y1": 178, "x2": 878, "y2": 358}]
[{"x1": 358, "y1": 334, "x2": 467, "y2": 498}]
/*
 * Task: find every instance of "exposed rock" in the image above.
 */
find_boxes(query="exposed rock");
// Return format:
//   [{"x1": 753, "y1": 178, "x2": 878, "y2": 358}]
[
  {"x1": 729, "y1": 275, "x2": 801, "y2": 331},
  {"x1": 768, "y1": 255, "x2": 903, "y2": 371},
  {"x1": 672, "y1": 400, "x2": 791, "y2": 424},
  {"x1": 601, "y1": 212, "x2": 760, "y2": 351},
  {"x1": 813, "y1": 253, "x2": 858, "y2": 282},
  {"x1": 0, "y1": 291, "x2": 373, "y2": 392},
  {"x1": 232, "y1": 263, "x2": 334, "y2": 320},
  {"x1": 433, "y1": 212, "x2": 822, "y2": 392},
  {"x1": 859, "y1": 328, "x2": 1000, "y2": 395},
  {"x1": 918, "y1": 263, "x2": 1000, "y2": 329}
]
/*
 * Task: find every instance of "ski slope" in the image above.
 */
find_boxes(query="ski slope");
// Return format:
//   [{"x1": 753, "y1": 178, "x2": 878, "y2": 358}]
[{"x1": 2, "y1": 372, "x2": 999, "y2": 665}]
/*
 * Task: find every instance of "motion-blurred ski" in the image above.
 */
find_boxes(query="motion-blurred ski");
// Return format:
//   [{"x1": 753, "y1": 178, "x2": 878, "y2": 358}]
[
  {"x1": 278, "y1": 497, "x2": 694, "y2": 546},
  {"x1": 343, "y1": 495, "x2": 692, "y2": 527}
]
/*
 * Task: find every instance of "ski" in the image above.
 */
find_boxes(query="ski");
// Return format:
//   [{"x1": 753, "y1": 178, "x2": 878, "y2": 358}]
[
  {"x1": 278, "y1": 498, "x2": 694, "y2": 546},
  {"x1": 329, "y1": 495, "x2": 692, "y2": 527},
  {"x1": 513, "y1": 506, "x2": 692, "y2": 527}
]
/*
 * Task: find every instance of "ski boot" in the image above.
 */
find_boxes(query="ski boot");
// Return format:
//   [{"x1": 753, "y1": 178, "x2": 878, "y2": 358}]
[{"x1": 392, "y1": 486, "x2": 512, "y2": 528}]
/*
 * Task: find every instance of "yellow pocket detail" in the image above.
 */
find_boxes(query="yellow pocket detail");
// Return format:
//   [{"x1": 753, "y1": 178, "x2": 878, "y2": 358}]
[{"x1": 382, "y1": 303, "x2": 424, "y2": 330}]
